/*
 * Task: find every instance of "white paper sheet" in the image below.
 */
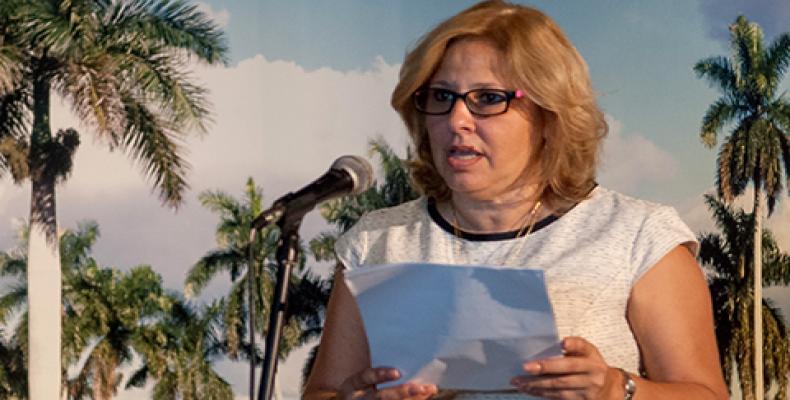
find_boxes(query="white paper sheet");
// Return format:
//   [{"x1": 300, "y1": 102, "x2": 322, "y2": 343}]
[{"x1": 344, "y1": 263, "x2": 562, "y2": 391}]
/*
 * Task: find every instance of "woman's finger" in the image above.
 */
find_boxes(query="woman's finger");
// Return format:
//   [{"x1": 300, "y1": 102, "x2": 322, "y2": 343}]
[
  {"x1": 522, "y1": 356, "x2": 596, "y2": 376},
  {"x1": 512, "y1": 372, "x2": 596, "y2": 391},
  {"x1": 561, "y1": 336, "x2": 599, "y2": 357},
  {"x1": 377, "y1": 383, "x2": 438, "y2": 400},
  {"x1": 513, "y1": 373, "x2": 584, "y2": 389},
  {"x1": 339, "y1": 367, "x2": 401, "y2": 399}
]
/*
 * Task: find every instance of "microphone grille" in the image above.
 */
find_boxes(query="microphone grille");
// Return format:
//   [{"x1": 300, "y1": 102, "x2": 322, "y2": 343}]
[{"x1": 331, "y1": 155, "x2": 374, "y2": 195}]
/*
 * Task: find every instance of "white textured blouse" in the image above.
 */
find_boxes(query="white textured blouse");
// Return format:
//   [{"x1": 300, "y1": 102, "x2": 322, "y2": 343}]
[{"x1": 335, "y1": 187, "x2": 697, "y2": 399}]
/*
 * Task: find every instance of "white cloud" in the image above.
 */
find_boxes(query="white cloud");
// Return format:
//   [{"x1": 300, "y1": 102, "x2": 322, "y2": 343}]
[
  {"x1": 196, "y1": 2, "x2": 231, "y2": 28},
  {"x1": 597, "y1": 115, "x2": 679, "y2": 196}
]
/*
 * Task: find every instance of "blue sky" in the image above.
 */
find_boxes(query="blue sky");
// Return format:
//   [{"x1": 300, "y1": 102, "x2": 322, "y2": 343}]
[{"x1": 1, "y1": 1, "x2": 789, "y2": 399}]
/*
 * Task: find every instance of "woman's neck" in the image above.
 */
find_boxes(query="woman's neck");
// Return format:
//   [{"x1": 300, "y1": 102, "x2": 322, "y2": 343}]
[{"x1": 439, "y1": 186, "x2": 549, "y2": 233}]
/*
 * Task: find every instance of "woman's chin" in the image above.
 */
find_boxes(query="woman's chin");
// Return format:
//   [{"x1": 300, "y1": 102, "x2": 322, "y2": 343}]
[{"x1": 445, "y1": 179, "x2": 495, "y2": 198}]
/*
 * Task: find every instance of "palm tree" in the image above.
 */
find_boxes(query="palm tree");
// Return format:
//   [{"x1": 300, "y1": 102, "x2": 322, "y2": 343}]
[
  {"x1": 698, "y1": 194, "x2": 790, "y2": 399},
  {"x1": 309, "y1": 138, "x2": 419, "y2": 263},
  {"x1": 128, "y1": 299, "x2": 233, "y2": 400},
  {"x1": 302, "y1": 138, "x2": 419, "y2": 387},
  {"x1": 694, "y1": 16, "x2": 790, "y2": 399},
  {"x1": 0, "y1": 1, "x2": 227, "y2": 397},
  {"x1": 185, "y1": 177, "x2": 329, "y2": 399},
  {"x1": 66, "y1": 264, "x2": 174, "y2": 400},
  {"x1": 0, "y1": 221, "x2": 102, "y2": 381},
  {"x1": 0, "y1": 221, "x2": 176, "y2": 399},
  {"x1": 0, "y1": 330, "x2": 26, "y2": 399}
]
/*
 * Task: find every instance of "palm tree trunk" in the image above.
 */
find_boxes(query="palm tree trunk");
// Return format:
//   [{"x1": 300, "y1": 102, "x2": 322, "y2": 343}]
[
  {"x1": 274, "y1": 373, "x2": 282, "y2": 400},
  {"x1": 27, "y1": 76, "x2": 62, "y2": 400},
  {"x1": 753, "y1": 188, "x2": 763, "y2": 400},
  {"x1": 249, "y1": 262, "x2": 257, "y2": 400}
]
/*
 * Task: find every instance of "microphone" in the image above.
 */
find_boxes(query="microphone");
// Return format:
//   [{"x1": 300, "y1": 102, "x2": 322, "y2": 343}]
[{"x1": 252, "y1": 155, "x2": 374, "y2": 229}]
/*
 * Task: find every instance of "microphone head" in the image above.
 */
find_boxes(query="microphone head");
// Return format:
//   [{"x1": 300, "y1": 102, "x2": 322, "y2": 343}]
[{"x1": 331, "y1": 155, "x2": 374, "y2": 195}]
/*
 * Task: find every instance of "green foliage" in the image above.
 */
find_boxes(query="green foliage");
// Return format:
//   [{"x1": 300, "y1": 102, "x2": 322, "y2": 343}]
[
  {"x1": 129, "y1": 300, "x2": 233, "y2": 400},
  {"x1": 0, "y1": 221, "x2": 230, "y2": 399},
  {"x1": 185, "y1": 177, "x2": 331, "y2": 369},
  {"x1": 698, "y1": 195, "x2": 790, "y2": 398},
  {"x1": 0, "y1": 329, "x2": 26, "y2": 399}
]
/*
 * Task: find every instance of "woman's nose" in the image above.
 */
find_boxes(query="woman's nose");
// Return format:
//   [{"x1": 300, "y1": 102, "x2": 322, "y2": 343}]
[{"x1": 447, "y1": 98, "x2": 474, "y2": 133}]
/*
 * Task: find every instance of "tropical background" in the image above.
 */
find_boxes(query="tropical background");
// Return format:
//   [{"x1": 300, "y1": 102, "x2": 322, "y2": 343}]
[{"x1": 0, "y1": 0, "x2": 788, "y2": 399}]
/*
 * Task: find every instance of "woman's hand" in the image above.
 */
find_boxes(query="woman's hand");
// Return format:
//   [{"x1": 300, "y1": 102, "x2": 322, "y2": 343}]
[
  {"x1": 510, "y1": 337, "x2": 621, "y2": 400},
  {"x1": 337, "y1": 367, "x2": 438, "y2": 400}
]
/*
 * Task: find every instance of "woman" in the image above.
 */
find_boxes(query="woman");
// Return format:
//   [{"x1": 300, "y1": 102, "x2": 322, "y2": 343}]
[{"x1": 303, "y1": 1, "x2": 728, "y2": 399}]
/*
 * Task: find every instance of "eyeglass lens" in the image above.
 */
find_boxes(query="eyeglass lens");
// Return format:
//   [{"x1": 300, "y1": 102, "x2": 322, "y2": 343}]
[{"x1": 414, "y1": 88, "x2": 512, "y2": 115}]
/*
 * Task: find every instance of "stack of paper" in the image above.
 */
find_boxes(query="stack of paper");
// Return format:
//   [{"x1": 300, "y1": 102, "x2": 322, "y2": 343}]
[{"x1": 345, "y1": 263, "x2": 562, "y2": 391}]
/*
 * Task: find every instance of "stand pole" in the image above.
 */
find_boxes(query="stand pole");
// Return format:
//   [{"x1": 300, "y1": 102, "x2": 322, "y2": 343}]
[{"x1": 258, "y1": 215, "x2": 301, "y2": 400}]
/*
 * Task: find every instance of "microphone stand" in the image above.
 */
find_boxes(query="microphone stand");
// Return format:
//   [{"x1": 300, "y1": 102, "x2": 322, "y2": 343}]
[{"x1": 255, "y1": 205, "x2": 303, "y2": 400}]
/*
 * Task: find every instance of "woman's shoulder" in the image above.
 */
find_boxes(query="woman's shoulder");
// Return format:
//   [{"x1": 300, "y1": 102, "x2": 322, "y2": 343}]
[
  {"x1": 581, "y1": 186, "x2": 698, "y2": 261},
  {"x1": 353, "y1": 196, "x2": 428, "y2": 231},
  {"x1": 337, "y1": 197, "x2": 428, "y2": 243},
  {"x1": 587, "y1": 186, "x2": 667, "y2": 214},
  {"x1": 334, "y1": 197, "x2": 428, "y2": 269}
]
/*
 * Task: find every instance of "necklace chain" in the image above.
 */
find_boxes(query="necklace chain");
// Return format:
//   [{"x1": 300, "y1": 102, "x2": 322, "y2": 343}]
[{"x1": 451, "y1": 200, "x2": 543, "y2": 265}]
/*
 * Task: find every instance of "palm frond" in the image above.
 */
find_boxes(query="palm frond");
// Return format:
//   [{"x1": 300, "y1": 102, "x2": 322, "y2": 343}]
[
  {"x1": 694, "y1": 55, "x2": 738, "y2": 95},
  {"x1": 730, "y1": 16, "x2": 765, "y2": 91},
  {"x1": 13, "y1": 1, "x2": 72, "y2": 54},
  {"x1": 762, "y1": 231, "x2": 790, "y2": 286},
  {"x1": 105, "y1": 0, "x2": 228, "y2": 64},
  {"x1": 0, "y1": 44, "x2": 22, "y2": 95},
  {"x1": 699, "y1": 97, "x2": 737, "y2": 147},
  {"x1": 0, "y1": 88, "x2": 31, "y2": 182},
  {"x1": 697, "y1": 232, "x2": 733, "y2": 278},
  {"x1": 763, "y1": 33, "x2": 790, "y2": 93},
  {"x1": 119, "y1": 94, "x2": 190, "y2": 208},
  {"x1": 0, "y1": 284, "x2": 27, "y2": 325},
  {"x1": 53, "y1": 54, "x2": 125, "y2": 136},
  {"x1": 0, "y1": 253, "x2": 26, "y2": 279},
  {"x1": 184, "y1": 248, "x2": 244, "y2": 298},
  {"x1": 198, "y1": 189, "x2": 241, "y2": 217},
  {"x1": 716, "y1": 140, "x2": 736, "y2": 202},
  {"x1": 309, "y1": 231, "x2": 338, "y2": 263},
  {"x1": 768, "y1": 96, "x2": 790, "y2": 134},
  {"x1": 223, "y1": 280, "x2": 247, "y2": 359},
  {"x1": 113, "y1": 43, "x2": 212, "y2": 133}
]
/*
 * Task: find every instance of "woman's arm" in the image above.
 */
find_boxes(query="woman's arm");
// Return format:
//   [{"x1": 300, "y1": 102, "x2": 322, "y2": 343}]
[
  {"x1": 303, "y1": 268, "x2": 437, "y2": 400},
  {"x1": 303, "y1": 268, "x2": 370, "y2": 400},
  {"x1": 512, "y1": 246, "x2": 729, "y2": 399},
  {"x1": 624, "y1": 245, "x2": 728, "y2": 399}
]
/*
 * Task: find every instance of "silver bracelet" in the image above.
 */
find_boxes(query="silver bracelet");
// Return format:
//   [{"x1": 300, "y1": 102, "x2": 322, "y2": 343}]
[{"x1": 617, "y1": 368, "x2": 636, "y2": 400}]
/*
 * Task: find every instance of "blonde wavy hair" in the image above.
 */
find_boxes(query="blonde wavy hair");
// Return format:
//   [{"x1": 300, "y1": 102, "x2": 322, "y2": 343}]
[{"x1": 391, "y1": 0, "x2": 607, "y2": 211}]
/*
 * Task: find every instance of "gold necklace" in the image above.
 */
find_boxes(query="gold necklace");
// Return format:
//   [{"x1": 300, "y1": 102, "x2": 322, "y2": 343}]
[{"x1": 451, "y1": 200, "x2": 543, "y2": 265}]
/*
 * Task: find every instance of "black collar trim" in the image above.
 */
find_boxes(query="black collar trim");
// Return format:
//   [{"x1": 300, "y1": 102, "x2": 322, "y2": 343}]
[{"x1": 427, "y1": 198, "x2": 560, "y2": 242}]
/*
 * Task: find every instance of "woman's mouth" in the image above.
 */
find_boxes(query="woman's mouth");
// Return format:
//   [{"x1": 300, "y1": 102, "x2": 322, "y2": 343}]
[{"x1": 447, "y1": 146, "x2": 483, "y2": 168}]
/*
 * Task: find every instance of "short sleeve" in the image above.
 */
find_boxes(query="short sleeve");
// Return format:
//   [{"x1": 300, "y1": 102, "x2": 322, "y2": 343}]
[
  {"x1": 334, "y1": 216, "x2": 368, "y2": 271},
  {"x1": 630, "y1": 206, "x2": 698, "y2": 285}
]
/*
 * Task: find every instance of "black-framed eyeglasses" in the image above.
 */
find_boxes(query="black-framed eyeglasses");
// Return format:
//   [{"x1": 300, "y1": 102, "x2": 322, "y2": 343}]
[{"x1": 413, "y1": 88, "x2": 523, "y2": 116}]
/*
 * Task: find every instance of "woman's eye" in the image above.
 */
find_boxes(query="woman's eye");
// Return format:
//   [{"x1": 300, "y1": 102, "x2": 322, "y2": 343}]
[
  {"x1": 477, "y1": 91, "x2": 506, "y2": 105},
  {"x1": 432, "y1": 89, "x2": 453, "y2": 102}
]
